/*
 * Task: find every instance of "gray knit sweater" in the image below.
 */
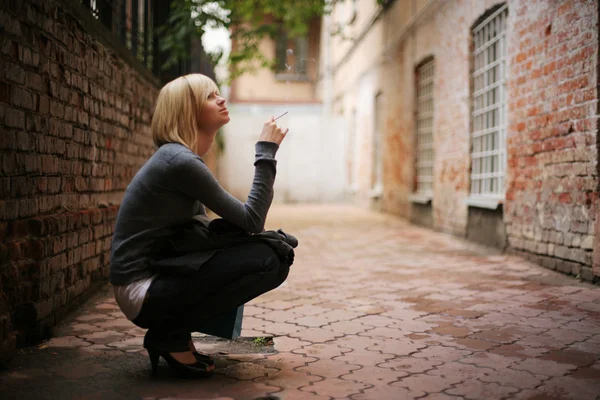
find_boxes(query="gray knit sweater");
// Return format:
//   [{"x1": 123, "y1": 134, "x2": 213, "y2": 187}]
[{"x1": 109, "y1": 141, "x2": 278, "y2": 286}]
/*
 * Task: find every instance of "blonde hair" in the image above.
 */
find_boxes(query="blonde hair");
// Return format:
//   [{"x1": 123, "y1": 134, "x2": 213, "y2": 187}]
[{"x1": 151, "y1": 74, "x2": 219, "y2": 149}]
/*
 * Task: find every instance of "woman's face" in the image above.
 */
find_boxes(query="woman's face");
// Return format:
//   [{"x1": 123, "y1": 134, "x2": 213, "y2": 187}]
[{"x1": 197, "y1": 90, "x2": 230, "y2": 134}]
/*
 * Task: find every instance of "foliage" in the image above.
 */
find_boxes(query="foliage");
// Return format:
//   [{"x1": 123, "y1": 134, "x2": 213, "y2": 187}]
[{"x1": 159, "y1": 0, "x2": 328, "y2": 83}]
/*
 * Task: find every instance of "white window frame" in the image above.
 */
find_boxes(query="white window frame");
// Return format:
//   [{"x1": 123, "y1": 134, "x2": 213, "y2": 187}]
[
  {"x1": 349, "y1": 108, "x2": 359, "y2": 193},
  {"x1": 412, "y1": 58, "x2": 435, "y2": 203},
  {"x1": 468, "y1": 4, "x2": 508, "y2": 209},
  {"x1": 370, "y1": 92, "x2": 384, "y2": 197}
]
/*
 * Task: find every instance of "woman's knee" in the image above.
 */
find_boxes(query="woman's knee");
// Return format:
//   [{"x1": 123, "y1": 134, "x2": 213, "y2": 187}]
[{"x1": 258, "y1": 246, "x2": 289, "y2": 282}]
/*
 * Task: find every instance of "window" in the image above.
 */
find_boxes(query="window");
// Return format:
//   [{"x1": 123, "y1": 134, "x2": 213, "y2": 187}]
[
  {"x1": 275, "y1": 32, "x2": 309, "y2": 78},
  {"x1": 81, "y1": 0, "x2": 154, "y2": 70},
  {"x1": 349, "y1": 108, "x2": 358, "y2": 191},
  {"x1": 470, "y1": 4, "x2": 508, "y2": 199},
  {"x1": 372, "y1": 92, "x2": 384, "y2": 193},
  {"x1": 415, "y1": 58, "x2": 435, "y2": 196}
]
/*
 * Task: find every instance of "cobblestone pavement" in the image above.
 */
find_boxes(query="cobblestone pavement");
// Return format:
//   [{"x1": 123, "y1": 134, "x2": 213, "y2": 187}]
[{"x1": 1, "y1": 204, "x2": 600, "y2": 400}]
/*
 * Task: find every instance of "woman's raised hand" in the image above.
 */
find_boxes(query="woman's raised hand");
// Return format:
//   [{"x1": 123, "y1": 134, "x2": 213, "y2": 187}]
[{"x1": 259, "y1": 117, "x2": 289, "y2": 146}]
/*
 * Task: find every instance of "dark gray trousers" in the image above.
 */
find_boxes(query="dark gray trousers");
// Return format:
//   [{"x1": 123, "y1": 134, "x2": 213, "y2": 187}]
[{"x1": 132, "y1": 242, "x2": 290, "y2": 352}]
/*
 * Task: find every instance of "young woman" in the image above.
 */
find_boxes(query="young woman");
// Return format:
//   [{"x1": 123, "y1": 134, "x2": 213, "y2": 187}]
[{"x1": 109, "y1": 74, "x2": 292, "y2": 378}]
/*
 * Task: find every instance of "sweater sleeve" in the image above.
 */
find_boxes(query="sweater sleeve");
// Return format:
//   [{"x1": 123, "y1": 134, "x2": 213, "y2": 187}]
[{"x1": 171, "y1": 141, "x2": 279, "y2": 233}]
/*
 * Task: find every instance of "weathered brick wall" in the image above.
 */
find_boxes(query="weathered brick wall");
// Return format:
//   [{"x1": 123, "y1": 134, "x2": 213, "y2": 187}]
[
  {"x1": 505, "y1": 0, "x2": 598, "y2": 281},
  {"x1": 368, "y1": 0, "x2": 598, "y2": 281},
  {"x1": 0, "y1": 0, "x2": 158, "y2": 359}
]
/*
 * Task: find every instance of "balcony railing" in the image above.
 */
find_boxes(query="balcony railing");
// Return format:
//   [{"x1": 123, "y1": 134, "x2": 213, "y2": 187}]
[{"x1": 78, "y1": 0, "x2": 215, "y2": 84}]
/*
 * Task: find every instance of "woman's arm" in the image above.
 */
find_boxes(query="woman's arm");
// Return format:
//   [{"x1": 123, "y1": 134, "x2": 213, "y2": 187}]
[{"x1": 174, "y1": 141, "x2": 279, "y2": 233}]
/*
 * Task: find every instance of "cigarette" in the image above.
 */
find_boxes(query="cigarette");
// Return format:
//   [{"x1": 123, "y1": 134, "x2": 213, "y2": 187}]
[{"x1": 273, "y1": 111, "x2": 288, "y2": 121}]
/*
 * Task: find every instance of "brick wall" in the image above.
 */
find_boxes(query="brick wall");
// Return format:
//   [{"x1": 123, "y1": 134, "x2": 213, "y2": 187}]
[
  {"x1": 0, "y1": 0, "x2": 158, "y2": 360},
  {"x1": 338, "y1": 0, "x2": 598, "y2": 282},
  {"x1": 505, "y1": 0, "x2": 598, "y2": 281}
]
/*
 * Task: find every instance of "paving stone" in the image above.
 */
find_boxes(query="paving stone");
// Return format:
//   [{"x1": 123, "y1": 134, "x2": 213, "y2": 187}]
[
  {"x1": 241, "y1": 328, "x2": 267, "y2": 336},
  {"x1": 453, "y1": 338, "x2": 497, "y2": 351},
  {"x1": 354, "y1": 315, "x2": 396, "y2": 327},
  {"x1": 444, "y1": 309, "x2": 486, "y2": 319},
  {"x1": 538, "y1": 349, "x2": 598, "y2": 367},
  {"x1": 429, "y1": 361, "x2": 495, "y2": 382},
  {"x1": 419, "y1": 393, "x2": 463, "y2": 399},
  {"x1": 45, "y1": 336, "x2": 92, "y2": 348},
  {"x1": 515, "y1": 327, "x2": 592, "y2": 349},
  {"x1": 489, "y1": 344, "x2": 551, "y2": 359},
  {"x1": 288, "y1": 327, "x2": 344, "y2": 343},
  {"x1": 106, "y1": 336, "x2": 143, "y2": 351},
  {"x1": 351, "y1": 385, "x2": 424, "y2": 400},
  {"x1": 412, "y1": 346, "x2": 472, "y2": 363},
  {"x1": 215, "y1": 381, "x2": 282, "y2": 400},
  {"x1": 366, "y1": 339, "x2": 427, "y2": 356},
  {"x1": 532, "y1": 375, "x2": 600, "y2": 400},
  {"x1": 259, "y1": 310, "x2": 301, "y2": 323},
  {"x1": 430, "y1": 325, "x2": 471, "y2": 338},
  {"x1": 294, "y1": 314, "x2": 338, "y2": 328},
  {"x1": 567, "y1": 336, "x2": 600, "y2": 354},
  {"x1": 260, "y1": 322, "x2": 304, "y2": 336},
  {"x1": 445, "y1": 380, "x2": 519, "y2": 399},
  {"x1": 95, "y1": 303, "x2": 121, "y2": 311},
  {"x1": 218, "y1": 362, "x2": 278, "y2": 380},
  {"x1": 334, "y1": 349, "x2": 396, "y2": 367},
  {"x1": 577, "y1": 302, "x2": 600, "y2": 313},
  {"x1": 272, "y1": 336, "x2": 311, "y2": 353},
  {"x1": 273, "y1": 390, "x2": 331, "y2": 400},
  {"x1": 301, "y1": 377, "x2": 369, "y2": 399},
  {"x1": 67, "y1": 323, "x2": 105, "y2": 333},
  {"x1": 359, "y1": 326, "x2": 415, "y2": 340},
  {"x1": 340, "y1": 364, "x2": 409, "y2": 385},
  {"x1": 561, "y1": 320, "x2": 600, "y2": 334},
  {"x1": 538, "y1": 308, "x2": 587, "y2": 321},
  {"x1": 294, "y1": 342, "x2": 352, "y2": 359},
  {"x1": 479, "y1": 366, "x2": 548, "y2": 389},
  {"x1": 470, "y1": 325, "x2": 539, "y2": 344},
  {"x1": 393, "y1": 372, "x2": 462, "y2": 394},
  {"x1": 80, "y1": 330, "x2": 127, "y2": 345},
  {"x1": 255, "y1": 369, "x2": 322, "y2": 392},
  {"x1": 379, "y1": 357, "x2": 443, "y2": 374},
  {"x1": 244, "y1": 305, "x2": 268, "y2": 317},
  {"x1": 286, "y1": 305, "x2": 332, "y2": 317},
  {"x1": 327, "y1": 320, "x2": 373, "y2": 335},
  {"x1": 241, "y1": 316, "x2": 269, "y2": 330},
  {"x1": 459, "y1": 352, "x2": 520, "y2": 370},
  {"x1": 510, "y1": 358, "x2": 578, "y2": 377},
  {"x1": 93, "y1": 318, "x2": 137, "y2": 330},
  {"x1": 297, "y1": 358, "x2": 361, "y2": 378},
  {"x1": 75, "y1": 313, "x2": 114, "y2": 323}
]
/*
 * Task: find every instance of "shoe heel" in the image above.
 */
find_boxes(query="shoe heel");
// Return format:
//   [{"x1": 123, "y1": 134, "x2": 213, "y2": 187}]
[{"x1": 148, "y1": 349, "x2": 160, "y2": 375}]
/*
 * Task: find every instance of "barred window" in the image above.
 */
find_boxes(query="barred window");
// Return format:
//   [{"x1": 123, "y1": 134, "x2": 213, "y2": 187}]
[
  {"x1": 471, "y1": 4, "x2": 507, "y2": 197},
  {"x1": 415, "y1": 59, "x2": 435, "y2": 195},
  {"x1": 372, "y1": 92, "x2": 384, "y2": 192}
]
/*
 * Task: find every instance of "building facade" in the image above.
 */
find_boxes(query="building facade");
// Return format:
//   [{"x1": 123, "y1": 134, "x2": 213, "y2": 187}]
[
  {"x1": 322, "y1": 0, "x2": 599, "y2": 281},
  {"x1": 222, "y1": 18, "x2": 348, "y2": 203}
]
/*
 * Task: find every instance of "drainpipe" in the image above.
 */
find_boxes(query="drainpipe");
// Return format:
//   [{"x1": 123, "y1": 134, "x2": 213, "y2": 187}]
[{"x1": 322, "y1": 0, "x2": 333, "y2": 117}]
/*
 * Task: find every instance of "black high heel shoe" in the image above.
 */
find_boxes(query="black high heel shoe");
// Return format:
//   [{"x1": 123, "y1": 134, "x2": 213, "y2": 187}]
[{"x1": 148, "y1": 349, "x2": 214, "y2": 378}]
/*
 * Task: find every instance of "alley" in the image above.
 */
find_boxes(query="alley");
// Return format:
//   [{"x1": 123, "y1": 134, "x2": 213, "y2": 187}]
[{"x1": 1, "y1": 204, "x2": 599, "y2": 400}]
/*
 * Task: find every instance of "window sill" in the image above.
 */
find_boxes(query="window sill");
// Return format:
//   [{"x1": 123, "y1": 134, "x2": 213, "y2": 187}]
[
  {"x1": 464, "y1": 196, "x2": 503, "y2": 210},
  {"x1": 408, "y1": 194, "x2": 432, "y2": 205},
  {"x1": 275, "y1": 73, "x2": 309, "y2": 82}
]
